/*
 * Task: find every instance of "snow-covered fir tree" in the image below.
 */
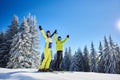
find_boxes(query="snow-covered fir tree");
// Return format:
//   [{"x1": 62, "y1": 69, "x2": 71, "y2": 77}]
[
  {"x1": 102, "y1": 36, "x2": 119, "y2": 74},
  {"x1": 6, "y1": 15, "x2": 19, "y2": 40},
  {"x1": 83, "y1": 46, "x2": 90, "y2": 72},
  {"x1": 6, "y1": 15, "x2": 19, "y2": 55},
  {"x1": 27, "y1": 13, "x2": 40, "y2": 49},
  {"x1": 7, "y1": 15, "x2": 40, "y2": 68},
  {"x1": 63, "y1": 47, "x2": 72, "y2": 71},
  {"x1": 90, "y1": 42, "x2": 98, "y2": 72},
  {"x1": 60, "y1": 57, "x2": 65, "y2": 70},
  {"x1": 0, "y1": 30, "x2": 5, "y2": 49},
  {"x1": 98, "y1": 41, "x2": 104, "y2": 73},
  {"x1": 26, "y1": 14, "x2": 40, "y2": 68},
  {"x1": 115, "y1": 44, "x2": 120, "y2": 74},
  {"x1": 0, "y1": 30, "x2": 8, "y2": 67},
  {"x1": 102, "y1": 36, "x2": 110, "y2": 73},
  {"x1": 59, "y1": 60, "x2": 64, "y2": 70},
  {"x1": 108, "y1": 36, "x2": 118, "y2": 73},
  {"x1": 70, "y1": 48, "x2": 84, "y2": 71},
  {"x1": 63, "y1": 48, "x2": 68, "y2": 70},
  {"x1": 0, "y1": 16, "x2": 19, "y2": 67}
]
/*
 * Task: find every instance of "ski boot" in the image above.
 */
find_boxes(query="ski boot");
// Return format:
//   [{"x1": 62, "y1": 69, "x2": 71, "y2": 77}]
[
  {"x1": 38, "y1": 69, "x2": 47, "y2": 72},
  {"x1": 46, "y1": 69, "x2": 53, "y2": 72}
]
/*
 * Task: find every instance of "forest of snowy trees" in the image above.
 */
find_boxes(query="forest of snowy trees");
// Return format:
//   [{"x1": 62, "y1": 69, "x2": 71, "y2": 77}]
[
  {"x1": 0, "y1": 14, "x2": 40, "y2": 68},
  {"x1": 0, "y1": 14, "x2": 120, "y2": 74}
]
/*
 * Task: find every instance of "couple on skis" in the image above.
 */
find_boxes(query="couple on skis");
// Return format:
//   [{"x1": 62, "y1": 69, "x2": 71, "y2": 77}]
[{"x1": 38, "y1": 26, "x2": 69, "y2": 72}]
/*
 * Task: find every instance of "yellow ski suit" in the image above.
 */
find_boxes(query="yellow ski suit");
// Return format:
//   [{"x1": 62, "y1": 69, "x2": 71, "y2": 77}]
[
  {"x1": 54, "y1": 33, "x2": 69, "y2": 51},
  {"x1": 40, "y1": 30, "x2": 52, "y2": 69}
]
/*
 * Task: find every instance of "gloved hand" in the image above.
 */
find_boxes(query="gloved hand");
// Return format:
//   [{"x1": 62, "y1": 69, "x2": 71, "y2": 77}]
[
  {"x1": 67, "y1": 35, "x2": 69, "y2": 38},
  {"x1": 39, "y1": 25, "x2": 42, "y2": 30},
  {"x1": 54, "y1": 29, "x2": 57, "y2": 34}
]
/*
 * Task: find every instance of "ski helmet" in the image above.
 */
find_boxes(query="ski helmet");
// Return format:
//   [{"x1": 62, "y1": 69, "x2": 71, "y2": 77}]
[{"x1": 58, "y1": 36, "x2": 62, "y2": 40}]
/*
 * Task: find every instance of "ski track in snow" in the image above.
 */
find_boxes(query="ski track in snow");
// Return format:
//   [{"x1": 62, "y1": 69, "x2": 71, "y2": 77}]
[{"x1": 0, "y1": 68, "x2": 120, "y2": 80}]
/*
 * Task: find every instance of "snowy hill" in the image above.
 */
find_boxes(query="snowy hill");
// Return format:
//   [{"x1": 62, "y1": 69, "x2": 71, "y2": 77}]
[{"x1": 0, "y1": 68, "x2": 120, "y2": 80}]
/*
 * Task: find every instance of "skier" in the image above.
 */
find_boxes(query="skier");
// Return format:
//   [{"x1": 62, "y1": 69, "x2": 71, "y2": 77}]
[
  {"x1": 38, "y1": 25, "x2": 55, "y2": 72},
  {"x1": 54, "y1": 30, "x2": 69, "y2": 71}
]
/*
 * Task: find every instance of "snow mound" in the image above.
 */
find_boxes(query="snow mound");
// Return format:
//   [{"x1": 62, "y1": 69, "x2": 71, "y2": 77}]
[{"x1": 0, "y1": 68, "x2": 120, "y2": 80}]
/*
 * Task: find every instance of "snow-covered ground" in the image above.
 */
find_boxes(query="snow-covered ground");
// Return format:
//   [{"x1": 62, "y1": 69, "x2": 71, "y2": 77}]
[{"x1": 0, "y1": 68, "x2": 120, "y2": 80}]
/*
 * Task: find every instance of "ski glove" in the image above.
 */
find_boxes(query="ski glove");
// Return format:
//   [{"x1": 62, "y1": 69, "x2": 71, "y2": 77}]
[
  {"x1": 54, "y1": 29, "x2": 57, "y2": 34},
  {"x1": 67, "y1": 35, "x2": 69, "y2": 38},
  {"x1": 39, "y1": 25, "x2": 42, "y2": 30}
]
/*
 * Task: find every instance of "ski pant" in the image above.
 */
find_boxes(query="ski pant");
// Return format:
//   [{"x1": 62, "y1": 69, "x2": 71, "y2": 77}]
[
  {"x1": 55, "y1": 51, "x2": 63, "y2": 70},
  {"x1": 40, "y1": 48, "x2": 52, "y2": 69}
]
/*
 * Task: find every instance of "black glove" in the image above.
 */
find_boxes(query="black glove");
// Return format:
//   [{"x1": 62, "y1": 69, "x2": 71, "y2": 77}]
[
  {"x1": 39, "y1": 25, "x2": 42, "y2": 30},
  {"x1": 67, "y1": 35, "x2": 69, "y2": 38},
  {"x1": 54, "y1": 29, "x2": 57, "y2": 34}
]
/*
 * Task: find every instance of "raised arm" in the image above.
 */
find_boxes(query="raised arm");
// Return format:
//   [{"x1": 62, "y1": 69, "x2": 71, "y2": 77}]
[
  {"x1": 51, "y1": 33, "x2": 54, "y2": 37},
  {"x1": 62, "y1": 35, "x2": 69, "y2": 44},
  {"x1": 39, "y1": 26, "x2": 47, "y2": 40},
  {"x1": 53, "y1": 30, "x2": 57, "y2": 42}
]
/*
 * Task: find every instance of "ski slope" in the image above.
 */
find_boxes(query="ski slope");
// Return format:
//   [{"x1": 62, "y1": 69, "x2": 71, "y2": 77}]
[{"x1": 0, "y1": 68, "x2": 120, "y2": 80}]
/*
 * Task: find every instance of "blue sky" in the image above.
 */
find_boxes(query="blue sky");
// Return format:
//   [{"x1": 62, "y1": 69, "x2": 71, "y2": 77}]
[{"x1": 0, "y1": 0, "x2": 120, "y2": 54}]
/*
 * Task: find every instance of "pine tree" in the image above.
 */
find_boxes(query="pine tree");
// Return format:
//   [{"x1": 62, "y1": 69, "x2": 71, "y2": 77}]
[
  {"x1": 0, "y1": 30, "x2": 8, "y2": 67},
  {"x1": 63, "y1": 47, "x2": 72, "y2": 71},
  {"x1": 6, "y1": 15, "x2": 19, "y2": 40},
  {"x1": 70, "y1": 48, "x2": 84, "y2": 71},
  {"x1": 27, "y1": 13, "x2": 39, "y2": 49},
  {"x1": 98, "y1": 41, "x2": 104, "y2": 73},
  {"x1": 2, "y1": 15, "x2": 19, "y2": 67},
  {"x1": 63, "y1": 48, "x2": 68, "y2": 70},
  {"x1": 60, "y1": 60, "x2": 64, "y2": 70},
  {"x1": 26, "y1": 14, "x2": 40, "y2": 68},
  {"x1": 6, "y1": 15, "x2": 19, "y2": 54},
  {"x1": 83, "y1": 46, "x2": 90, "y2": 72},
  {"x1": 108, "y1": 36, "x2": 118, "y2": 73},
  {"x1": 102, "y1": 36, "x2": 110, "y2": 73},
  {"x1": 115, "y1": 44, "x2": 120, "y2": 74},
  {"x1": 70, "y1": 51, "x2": 77, "y2": 71},
  {"x1": 0, "y1": 16, "x2": 19, "y2": 67},
  {"x1": 7, "y1": 16, "x2": 40, "y2": 68},
  {"x1": 102, "y1": 36, "x2": 118, "y2": 74},
  {"x1": 90, "y1": 42, "x2": 98, "y2": 72}
]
